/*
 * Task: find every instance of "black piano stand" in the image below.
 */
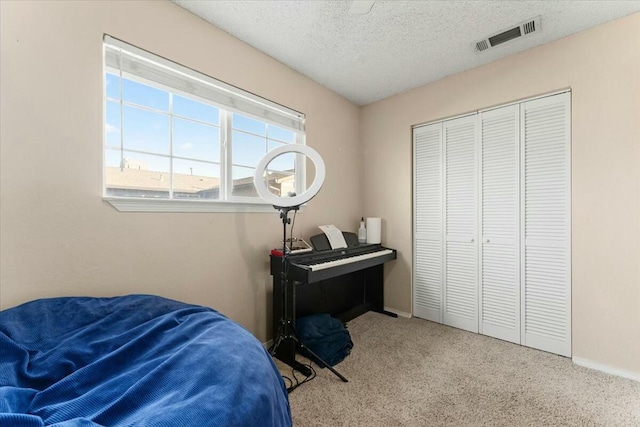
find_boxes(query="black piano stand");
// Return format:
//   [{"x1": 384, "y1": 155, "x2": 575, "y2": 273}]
[
  {"x1": 377, "y1": 309, "x2": 399, "y2": 318},
  {"x1": 269, "y1": 206, "x2": 348, "y2": 387}
]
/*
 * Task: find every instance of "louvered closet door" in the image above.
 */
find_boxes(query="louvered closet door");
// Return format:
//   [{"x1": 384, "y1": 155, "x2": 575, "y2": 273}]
[
  {"x1": 444, "y1": 115, "x2": 478, "y2": 333},
  {"x1": 413, "y1": 123, "x2": 443, "y2": 322},
  {"x1": 521, "y1": 93, "x2": 571, "y2": 357},
  {"x1": 479, "y1": 105, "x2": 520, "y2": 344}
]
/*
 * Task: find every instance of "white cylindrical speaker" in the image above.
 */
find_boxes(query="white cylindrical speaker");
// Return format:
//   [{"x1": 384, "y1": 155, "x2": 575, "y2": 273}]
[{"x1": 366, "y1": 217, "x2": 382, "y2": 244}]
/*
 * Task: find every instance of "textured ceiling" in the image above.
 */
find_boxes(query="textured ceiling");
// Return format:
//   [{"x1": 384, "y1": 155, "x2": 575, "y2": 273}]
[{"x1": 173, "y1": 1, "x2": 640, "y2": 106}]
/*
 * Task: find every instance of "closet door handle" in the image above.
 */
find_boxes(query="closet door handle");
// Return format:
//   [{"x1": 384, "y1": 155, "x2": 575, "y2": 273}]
[
  {"x1": 485, "y1": 239, "x2": 490, "y2": 243},
  {"x1": 470, "y1": 238, "x2": 475, "y2": 243}
]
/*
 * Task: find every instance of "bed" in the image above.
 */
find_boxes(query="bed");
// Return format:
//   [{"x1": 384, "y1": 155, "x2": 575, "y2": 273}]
[{"x1": 0, "y1": 294, "x2": 291, "y2": 427}]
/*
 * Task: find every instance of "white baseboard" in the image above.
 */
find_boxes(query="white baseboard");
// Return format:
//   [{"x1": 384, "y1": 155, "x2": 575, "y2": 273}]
[
  {"x1": 572, "y1": 356, "x2": 640, "y2": 382},
  {"x1": 384, "y1": 306, "x2": 412, "y2": 318}
]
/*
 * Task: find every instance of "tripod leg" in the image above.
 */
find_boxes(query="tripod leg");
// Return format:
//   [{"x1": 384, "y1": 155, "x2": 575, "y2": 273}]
[
  {"x1": 291, "y1": 335, "x2": 348, "y2": 383},
  {"x1": 269, "y1": 332, "x2": 284, "y2": 356},
  {"x1": 270, "y1": 319, "x2": 314, "y2": 377}
]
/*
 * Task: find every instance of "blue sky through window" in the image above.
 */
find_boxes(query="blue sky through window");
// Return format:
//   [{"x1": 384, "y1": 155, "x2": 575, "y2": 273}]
[{"x1": 105, "y1": 73, "x2": 296, "y2": 182}]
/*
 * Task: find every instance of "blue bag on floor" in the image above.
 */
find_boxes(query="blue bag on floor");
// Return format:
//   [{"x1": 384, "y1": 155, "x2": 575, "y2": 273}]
[{"x1": 296, "y1": 314, "x2": 353, "y2": 367}]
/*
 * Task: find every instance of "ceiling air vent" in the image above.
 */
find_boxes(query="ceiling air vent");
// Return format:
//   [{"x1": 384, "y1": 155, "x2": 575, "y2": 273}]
[
  {"x1": 474, "y1": 16, "x2": 541, "y2": 53},
  {"x1": 522, "y1": 19, "x2": 537, "y2": 35},
  {"x1": 475, "y1": 39, "x2": 489, "y2": 52}
]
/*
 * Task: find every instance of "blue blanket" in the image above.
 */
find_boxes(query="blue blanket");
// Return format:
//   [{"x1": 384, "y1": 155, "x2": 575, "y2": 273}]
[
  {"x1": 296, "y1": 314, "x2": 353, "y2": 367},
  {"x1": 0, "y1": 295, "x2": 291, "y2": 426}
]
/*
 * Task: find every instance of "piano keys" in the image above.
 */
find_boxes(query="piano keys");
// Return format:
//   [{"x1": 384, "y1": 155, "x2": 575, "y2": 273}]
[
  {"x1": 307, "y1": 248, "x2": 394, "y2": 271},
  {"x1": 286, "y1": 244, "x2": 396, "y2": 283}
]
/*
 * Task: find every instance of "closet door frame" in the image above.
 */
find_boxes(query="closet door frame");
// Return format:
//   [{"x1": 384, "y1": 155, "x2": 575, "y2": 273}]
[{"x1": 411, "y1": 90, "x2": 571, "y2": 358}]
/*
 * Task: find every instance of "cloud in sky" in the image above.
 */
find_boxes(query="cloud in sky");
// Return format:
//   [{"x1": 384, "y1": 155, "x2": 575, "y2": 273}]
[
  {"x1": 179, "y1": 142, "x2": 193, "y2": 150},
  {"x1": 105, "y1": 123, "x2": 119, "y2": 134}
]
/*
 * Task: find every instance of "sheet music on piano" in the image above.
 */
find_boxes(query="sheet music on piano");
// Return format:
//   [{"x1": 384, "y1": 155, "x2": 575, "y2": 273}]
[{"x1": 318, "y1": 225, "x2": 348, "y2": 249}]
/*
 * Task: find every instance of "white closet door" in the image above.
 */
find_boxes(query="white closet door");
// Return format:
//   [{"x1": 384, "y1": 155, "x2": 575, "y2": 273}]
[
  {"x1": 444, "y1": 115, "x2": 478, "y2": 333},
  {"x1": 521, "y1": 93, "x2": 571, "y2": 357},
  {"x1": 479, "y1": 105, "x2": 521, "y2": 344},
  {"x1": 413, "y1": 123, "x2": 443, "y2": 322}
]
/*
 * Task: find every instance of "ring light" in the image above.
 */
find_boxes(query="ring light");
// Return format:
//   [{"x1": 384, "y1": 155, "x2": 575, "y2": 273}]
[{"x1": 253, "y1": 144, "x2": 325, "y2": 207}]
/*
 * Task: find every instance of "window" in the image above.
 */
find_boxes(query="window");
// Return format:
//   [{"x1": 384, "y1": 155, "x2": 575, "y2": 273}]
[{"x1": 103, "y1": 36, "x2": 306, "y2": 212}]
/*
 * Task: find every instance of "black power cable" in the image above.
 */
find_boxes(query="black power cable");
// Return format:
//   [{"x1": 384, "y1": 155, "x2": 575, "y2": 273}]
[{"x1": 286, "y1": 363, "x2": 316, "y2": 393}]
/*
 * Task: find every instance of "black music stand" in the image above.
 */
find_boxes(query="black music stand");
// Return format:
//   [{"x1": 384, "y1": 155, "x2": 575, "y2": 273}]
[{"x1": 269, "y1": 205, "x2": 348, "y2": 386}]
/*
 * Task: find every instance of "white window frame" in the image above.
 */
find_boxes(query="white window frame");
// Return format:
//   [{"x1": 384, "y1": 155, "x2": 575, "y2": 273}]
[{"x1": 102, "y1": 35, "x2": 306, "y2": 213}]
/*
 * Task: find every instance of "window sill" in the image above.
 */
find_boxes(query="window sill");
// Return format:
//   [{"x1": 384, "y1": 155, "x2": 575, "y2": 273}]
[{"x1": 103, "y1": 197, "x2": 301, "y2": 213}]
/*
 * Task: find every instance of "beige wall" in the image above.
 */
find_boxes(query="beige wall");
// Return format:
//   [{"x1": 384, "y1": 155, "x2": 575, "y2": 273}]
[
  {"x1": 0, "y1": 1, "x2": 362, "y2": 342},
  {"x1": 362, "y1": 13, "x2": 640, "y2": 374}
]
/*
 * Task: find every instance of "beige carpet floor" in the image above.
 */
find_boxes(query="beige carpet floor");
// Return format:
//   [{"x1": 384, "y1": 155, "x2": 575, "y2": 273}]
[{"x1": 277, "y1": 312, "x2": 640, "y2": 426}]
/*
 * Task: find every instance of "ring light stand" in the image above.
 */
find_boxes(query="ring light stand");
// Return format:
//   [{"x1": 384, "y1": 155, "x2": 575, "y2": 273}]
[{"x1": 254, "y1": 145, "x2": 348, "y2": 387}]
